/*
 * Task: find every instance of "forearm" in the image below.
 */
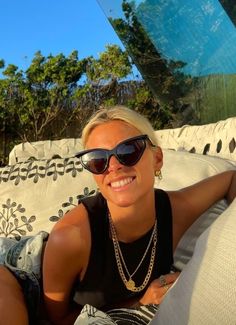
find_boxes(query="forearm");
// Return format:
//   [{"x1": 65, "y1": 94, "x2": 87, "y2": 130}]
[{"x1": 183, "y1": 170, "x2": 236, "y2": 212}]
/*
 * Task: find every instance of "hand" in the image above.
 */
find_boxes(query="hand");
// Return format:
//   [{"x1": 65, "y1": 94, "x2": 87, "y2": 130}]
[{"x1": 140, "y1": 272, "x2": 180, "y2": 305}]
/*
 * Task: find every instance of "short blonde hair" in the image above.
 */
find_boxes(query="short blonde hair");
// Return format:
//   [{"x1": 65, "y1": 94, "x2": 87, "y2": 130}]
[{"x1": 82, "y1": 105, "x2": 158, "y2": 147}]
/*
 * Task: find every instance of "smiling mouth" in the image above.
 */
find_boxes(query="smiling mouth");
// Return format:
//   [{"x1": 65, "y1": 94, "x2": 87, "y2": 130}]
[{"x1": 110, "y1": 177, "x2": 135, "y2": 188}]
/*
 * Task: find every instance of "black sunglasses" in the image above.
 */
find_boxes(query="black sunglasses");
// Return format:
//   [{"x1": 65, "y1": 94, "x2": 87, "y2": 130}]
[{"x1": 75, "y1": 134, "x2": 155, "y2": 174}]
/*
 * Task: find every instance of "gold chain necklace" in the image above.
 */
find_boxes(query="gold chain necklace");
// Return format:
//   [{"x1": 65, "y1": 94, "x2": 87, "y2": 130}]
[{"x1": 108, "y1": 212, "x2": 157, "y2": 292}]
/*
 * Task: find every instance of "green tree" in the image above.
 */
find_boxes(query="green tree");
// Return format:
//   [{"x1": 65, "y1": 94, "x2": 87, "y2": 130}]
[
  {"x1": 84, "y1": 44, "x2": 132, "y2": 108},
  {"x1": 79, "y1": 44, "x2": 164, "y2": 129},
  {"x1": 0, "y1": 51, "x2": 88, "y2": 142},
  {"x1": 0, "y1": 44, "x2": 164, "y2": 165},
  {"x1": 87, "y1": 44, "x2": 131, "y2": 84},
  {"x1": 0, "y1": 63, "x2": 24, "y2": 164},
  {"x1": 109, "y1": 0, "x2": 198, "y2": 126}
]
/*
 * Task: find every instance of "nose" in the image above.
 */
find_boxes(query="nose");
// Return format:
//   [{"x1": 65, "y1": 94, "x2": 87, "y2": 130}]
[{"x1": 107, "y1": 155, "x2": 123, "y2": 172}]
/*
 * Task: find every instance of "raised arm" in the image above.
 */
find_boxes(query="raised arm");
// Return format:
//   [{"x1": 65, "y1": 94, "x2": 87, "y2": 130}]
[
  {"x1": 169, "y1": 170, "x2": 236, "y2": 250},
  {"x1": 42, "y1": 204, "x2": 90, "y2": 325}
]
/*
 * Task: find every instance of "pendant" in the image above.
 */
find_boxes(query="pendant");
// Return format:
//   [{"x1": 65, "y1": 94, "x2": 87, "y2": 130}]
[{"x1": 126, "y1": 279, "x2": 136, "y2": 291}]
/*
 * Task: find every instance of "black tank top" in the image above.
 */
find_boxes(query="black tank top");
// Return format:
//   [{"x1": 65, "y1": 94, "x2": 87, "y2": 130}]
[{"x1": 73, "y1": 189, "x2": 173, "y2": 309}]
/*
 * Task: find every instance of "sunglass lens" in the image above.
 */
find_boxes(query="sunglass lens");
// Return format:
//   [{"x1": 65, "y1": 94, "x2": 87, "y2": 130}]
[
  {"x1": 117, "y1": 139, "x2": 145, "y2": 166},
  {"x1": 81, "y1": 151, "x2": 107, "y2": 174}
]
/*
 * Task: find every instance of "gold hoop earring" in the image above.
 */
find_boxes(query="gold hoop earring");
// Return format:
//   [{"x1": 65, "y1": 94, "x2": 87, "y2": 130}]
[{"x1": 155, "y1": 170, "x2": 162, "y2": 180}]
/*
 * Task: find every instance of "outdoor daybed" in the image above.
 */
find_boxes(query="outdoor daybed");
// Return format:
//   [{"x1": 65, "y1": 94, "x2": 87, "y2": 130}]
[{"x1": 0, "y1": 116, "x2": 236, "y2": 324}]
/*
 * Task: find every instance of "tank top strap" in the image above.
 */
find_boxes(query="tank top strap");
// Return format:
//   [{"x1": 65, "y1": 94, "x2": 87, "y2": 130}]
[{"x1": 155, "y1": 188, "x2": 173, "y2": 274}]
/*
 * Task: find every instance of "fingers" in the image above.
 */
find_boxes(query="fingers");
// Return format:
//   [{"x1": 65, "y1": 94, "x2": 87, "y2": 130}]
[
  {"x1": 162, "y1": 283, "x2": 171, "y2": 296},
  {"x1": 157, "y1": 272, "x2": 180, "y2": 295},
  {"x1": 159, "y1": 275, "x2": 167, "y2": 286},
  {"x1": 158, "y1": 274, "x2": 177, "y2": 300},
  {"x1": 158, "y1": 272, "x2": 180, "y2": 287},
  {"x1": 140, "y1": 272, "x2": 180, "y2": 305},
  {"x1": 148, "y1": 272, "x2": 180, "y2": 290},
  {"x1": 158, "y1": 276, "x2": 171, "y2": 295}
]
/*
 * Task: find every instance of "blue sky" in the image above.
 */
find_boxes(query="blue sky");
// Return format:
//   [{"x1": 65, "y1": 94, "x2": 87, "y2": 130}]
[{"x1": 0, "y1": 0, "x2": 124, "y2": 71}]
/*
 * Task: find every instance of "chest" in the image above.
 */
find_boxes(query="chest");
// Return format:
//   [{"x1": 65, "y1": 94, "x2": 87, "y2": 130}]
[{"x1": 74, "y1": 216, "x2": 173, "y2": 308}]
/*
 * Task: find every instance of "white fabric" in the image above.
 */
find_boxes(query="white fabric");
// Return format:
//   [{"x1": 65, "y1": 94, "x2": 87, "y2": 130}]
[
  {"x1": 151, "y1": 198, "x2": 236, "y2": 325},
  {"x1": 155, "y1": 116, "x2": 236, "y2": 161},
  {"x1": 8, "y1": 138, "x2": 83, "y2": 165},
  {"x1": 158, "y1": 149, "x2": 236, "y2": 190},
  {"x1": 9, "y1": 117, "x2": 236, "y2": 164}
]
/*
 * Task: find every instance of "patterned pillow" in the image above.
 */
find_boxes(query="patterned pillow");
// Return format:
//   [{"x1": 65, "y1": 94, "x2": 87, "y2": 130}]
[
  {"x1": 155, "y1": 116, "x2": 236, "y2": 161},
  {"x1": 8, "y1": 138, "x2": 83, "y2": 165},
  {"x1": 0, "y1": 157, "x2": 97, "y2": 238}
]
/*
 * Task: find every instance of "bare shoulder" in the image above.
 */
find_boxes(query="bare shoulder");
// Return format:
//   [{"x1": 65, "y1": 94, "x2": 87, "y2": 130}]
[
  {"x1": 46, "y1": 203, "x2": 91, "y2": 260},
  {"x1": 55, "y1": 201, "x2": 90, "y2": 228},
  {"x1": 42, "y1": 203, "x2": 91, "y2": 321}
]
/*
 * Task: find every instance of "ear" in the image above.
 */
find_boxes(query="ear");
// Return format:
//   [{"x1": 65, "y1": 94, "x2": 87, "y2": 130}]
[{"x1": 153, "y1": 146, "x2": 163, "y2": 171}]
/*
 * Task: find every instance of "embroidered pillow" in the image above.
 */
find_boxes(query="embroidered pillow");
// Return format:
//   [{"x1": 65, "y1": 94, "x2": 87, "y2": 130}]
[{"x1": 0, "y1": 157, "x2": 97, "y2": 238}]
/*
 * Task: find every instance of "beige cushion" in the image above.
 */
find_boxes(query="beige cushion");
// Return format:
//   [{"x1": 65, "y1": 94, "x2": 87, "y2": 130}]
[{"x1": 151, "y1": 198, "x2": 236, "y2": 325}]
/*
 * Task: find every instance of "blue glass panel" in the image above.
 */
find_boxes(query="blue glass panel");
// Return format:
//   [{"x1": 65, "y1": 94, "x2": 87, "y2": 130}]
[{"x1": 97, "y1": 0, "x2": 236, "y2": 124}]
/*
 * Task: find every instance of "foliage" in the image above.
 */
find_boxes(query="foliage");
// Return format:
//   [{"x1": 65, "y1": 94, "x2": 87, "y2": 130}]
[
  {"x1": 86, "y1": 44, "x2": 132, "y2": 85},
  {"x1": 0, "y1": 44, "x2": 168, "y2": 165},
  {"x1": 0, "y1": 51, "x2": 88, "y2": 143},
  {"x1": 109, "y1": 0, "x2": 199, "y2": 126},
  {"x1": 82, "y1": 44, "x2": 133, "y2": 111},
  {"x1": 127, "y1": 82, "x2": 171, "y2": 130},
  {"x1": 109, "y1": 1, "x2": 184, "y2": 102},
  {"x1": 1, "y1": 0, "x2": 234, "y2": 167}
]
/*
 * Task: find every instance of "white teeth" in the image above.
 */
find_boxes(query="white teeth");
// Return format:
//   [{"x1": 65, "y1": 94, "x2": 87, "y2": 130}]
[{"x1": 110, "y1": 177, "x2": 133, "y2": 188}]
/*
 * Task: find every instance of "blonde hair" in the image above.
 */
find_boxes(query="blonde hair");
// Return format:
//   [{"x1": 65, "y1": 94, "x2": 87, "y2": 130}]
[{"x1": 82, "y1": 105, "x2": 158, "y2": 147}]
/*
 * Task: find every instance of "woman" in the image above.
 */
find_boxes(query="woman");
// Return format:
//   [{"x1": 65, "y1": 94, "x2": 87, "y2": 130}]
[{"x1": 0, "y1": 106, "x2": 235, "y2": 325}]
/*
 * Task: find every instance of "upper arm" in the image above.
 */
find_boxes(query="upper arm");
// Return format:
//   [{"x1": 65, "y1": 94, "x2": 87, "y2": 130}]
[
  {"x1": 42, "y1": 203, "x2": 90, "y2": 324},
  {"x1": 169, "y1": 170, "x2": 235, "y2": 249}
]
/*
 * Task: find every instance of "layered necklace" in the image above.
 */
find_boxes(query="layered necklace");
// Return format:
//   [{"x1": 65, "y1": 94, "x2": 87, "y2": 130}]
[{"x1": 108, "y1": 212, "x2": 157, "y2": 292}]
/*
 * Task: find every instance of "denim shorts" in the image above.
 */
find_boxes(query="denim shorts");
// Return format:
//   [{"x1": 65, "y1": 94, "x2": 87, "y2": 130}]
[{"x1": 0, "y1": 231, "x2": 49, "y2": 324}]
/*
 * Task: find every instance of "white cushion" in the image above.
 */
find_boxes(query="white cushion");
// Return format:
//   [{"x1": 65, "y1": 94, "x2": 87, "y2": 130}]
[
  {"x1": 158, "y1": 149, "x2": 236, "y2": 190},
  {"x1": 151, "y1": 198, "x2": 236, "y2": 325},
  {"x1": 156, "y1": 149, "x2": 235, "y2": 269}
]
